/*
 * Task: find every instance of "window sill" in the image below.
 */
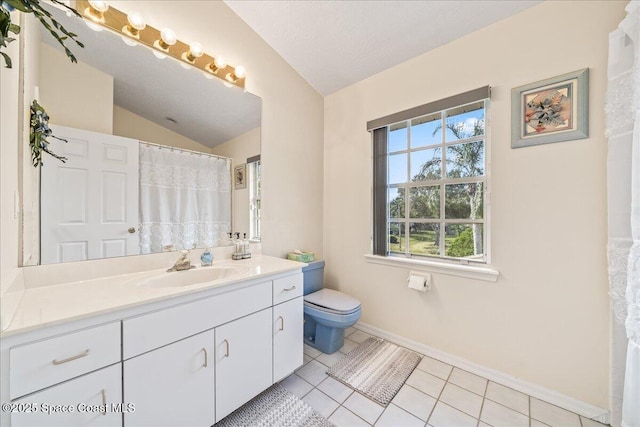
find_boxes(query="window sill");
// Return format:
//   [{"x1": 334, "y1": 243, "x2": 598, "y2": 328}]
[{"x1": 364, "y1": 254, "x2": 499, "y2": 282}]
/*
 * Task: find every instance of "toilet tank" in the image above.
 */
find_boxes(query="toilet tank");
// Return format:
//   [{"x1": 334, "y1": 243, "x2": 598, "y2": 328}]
[{"x1": 302, "y1": 260, "x2": 325, "y2": 295}]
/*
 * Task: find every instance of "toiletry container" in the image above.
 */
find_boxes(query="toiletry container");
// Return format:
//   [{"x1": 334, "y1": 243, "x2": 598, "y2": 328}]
[{"x1": 302, "y1": 261, "x2": 361, "y2": 354}]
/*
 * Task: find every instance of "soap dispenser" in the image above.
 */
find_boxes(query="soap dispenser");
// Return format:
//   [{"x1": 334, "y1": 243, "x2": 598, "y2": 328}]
[
  {"x1": 232, "y1": 232, "x2": 243, "y2": 260},
  {"x1": 242, "y1": 233, "x2": 251, "y2": 259}
]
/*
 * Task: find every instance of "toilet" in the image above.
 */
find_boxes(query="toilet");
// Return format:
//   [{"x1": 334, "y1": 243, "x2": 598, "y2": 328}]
[{"x1": 302, "y1": 260, "x2": 361, "y2": 354}]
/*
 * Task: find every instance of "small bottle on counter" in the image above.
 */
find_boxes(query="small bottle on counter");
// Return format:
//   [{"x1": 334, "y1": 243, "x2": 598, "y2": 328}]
[
  {"x1": 232, "y1": 232, "x2": 243, "y2": 260},
  {"x1": 201, "y1": 247, "x2": 213, "y2": 266},
  {"x1": 242, "y1": 233, "x2": 251, "y2": 259}
]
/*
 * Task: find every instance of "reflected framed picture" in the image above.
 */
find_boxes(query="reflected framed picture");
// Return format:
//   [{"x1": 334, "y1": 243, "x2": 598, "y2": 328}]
[
  {"x1": 234, "y1": 164, "x2": 246, "y2": 189},
  {"x1": 511, "y1": 68, "x2": 588, "y2": 148}
]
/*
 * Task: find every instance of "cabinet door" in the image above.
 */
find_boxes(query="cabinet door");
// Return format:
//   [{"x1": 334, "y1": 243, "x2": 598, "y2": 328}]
[
  {"x1": 273, "y1": 297, "x2": 304, "y2": 382},
  {"x1": 215, "y1": 308, "x2": 272, "y2": 422},
  {"x1": 124, "y1": 329, "x2": 214, "y2": 427},
  {"x1": 12, "y1": 364, "x2": 121, "y2": 427}
]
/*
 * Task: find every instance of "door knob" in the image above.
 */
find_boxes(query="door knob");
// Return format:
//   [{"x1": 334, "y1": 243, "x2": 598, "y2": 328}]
[{"x1": 128, "y1": 227, "x2": 136, "y2": 234}]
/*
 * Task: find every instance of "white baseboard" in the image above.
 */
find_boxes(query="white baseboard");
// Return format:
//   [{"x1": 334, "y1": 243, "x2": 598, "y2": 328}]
[{"x1": 355, "y1": 321, "x2": 610, "y2": 425}]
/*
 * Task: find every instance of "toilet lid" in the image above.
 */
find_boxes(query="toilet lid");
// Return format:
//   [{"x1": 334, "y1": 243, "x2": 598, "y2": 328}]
[{"x1": 304, "y1": 289, "x2": 361, "y2": 313}]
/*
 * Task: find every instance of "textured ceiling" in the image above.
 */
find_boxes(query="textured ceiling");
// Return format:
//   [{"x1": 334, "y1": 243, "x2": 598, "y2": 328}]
[{"x1": 225, "y1": 0, "x2": 541, "y2": 95}]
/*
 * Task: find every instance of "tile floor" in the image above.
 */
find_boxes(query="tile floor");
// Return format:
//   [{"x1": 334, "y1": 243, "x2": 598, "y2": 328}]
[{"x1": 279, "y1": 326, "x2": 607, "y2": 427}]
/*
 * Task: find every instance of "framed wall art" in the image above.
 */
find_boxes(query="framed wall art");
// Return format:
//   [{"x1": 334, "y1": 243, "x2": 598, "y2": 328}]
[
  {"x1": 511, "y1": 68, "x2": 589, "y2": 148},
  {"x1": 234, "y1": 163, "x2": 247, "y2": 189}
]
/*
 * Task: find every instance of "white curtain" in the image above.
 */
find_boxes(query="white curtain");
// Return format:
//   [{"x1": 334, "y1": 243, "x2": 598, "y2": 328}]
[
  {"x1": 606, "y1": 2, "x2": 640, "y2": 427},
  {"x1": 138, "y1": 144, "x2": 231, "y2": 254}
]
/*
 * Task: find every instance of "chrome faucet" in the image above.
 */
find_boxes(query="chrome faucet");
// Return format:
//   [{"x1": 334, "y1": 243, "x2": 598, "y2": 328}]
[{"x1": 167, "y1": 250, "x2": 195, "y2": 272}]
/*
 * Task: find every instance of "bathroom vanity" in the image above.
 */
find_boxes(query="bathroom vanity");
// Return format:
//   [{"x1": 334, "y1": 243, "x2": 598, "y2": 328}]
[{"x1": 0, "y1": 255, "x2": 304, "y2": 427}]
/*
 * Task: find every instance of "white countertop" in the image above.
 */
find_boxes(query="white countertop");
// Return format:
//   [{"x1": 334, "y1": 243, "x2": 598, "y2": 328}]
[{"x1": 1, "y1": 255, "x2": 305, "y2": 337}]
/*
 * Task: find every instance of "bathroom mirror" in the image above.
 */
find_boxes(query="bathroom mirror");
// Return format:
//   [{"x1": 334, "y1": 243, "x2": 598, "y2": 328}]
[{"x1": 19, "y1": 6, "x2": 262, "y2": 266}]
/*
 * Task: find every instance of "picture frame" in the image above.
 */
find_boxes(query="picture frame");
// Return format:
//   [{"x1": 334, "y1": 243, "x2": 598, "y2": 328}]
[
  {"x1": 234, "y1": 164, "x2": 247, "y2": 189},
  {"x1": 511, "y1": 68, "x2": 588, "y2": 148}
]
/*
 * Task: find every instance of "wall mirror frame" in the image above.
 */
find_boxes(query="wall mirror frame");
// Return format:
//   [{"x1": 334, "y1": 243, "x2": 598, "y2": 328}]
[{"x1": 17, "y1": 2, "x2": 262, "y2": 267}]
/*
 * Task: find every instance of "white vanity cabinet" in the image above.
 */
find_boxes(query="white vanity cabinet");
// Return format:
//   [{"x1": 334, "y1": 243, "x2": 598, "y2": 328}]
[
  {"x1": 11, "y1": 364, "x2": 122, "y2": 427},
  {"x1": 273, "y1": 297, "x2": 304, "y2": 382},
  {"x1": 215, "y1": 308, "x2": 273, "y2": 422},
  {"x1": 123, "y1": 329, "x2": 215, "y2": 427},
  {"x1": 1, "y1": 264, "x2": 304, "y2": 427}
]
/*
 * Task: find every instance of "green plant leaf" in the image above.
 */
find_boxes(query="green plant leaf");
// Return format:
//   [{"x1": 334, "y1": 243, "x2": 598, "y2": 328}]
[{"x1": 0, "y1": 50, "x2": 12, "y2": 68}]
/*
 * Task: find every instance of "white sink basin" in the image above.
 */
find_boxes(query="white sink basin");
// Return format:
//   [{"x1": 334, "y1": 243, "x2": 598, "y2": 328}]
[{"x1": 138, "y1": 266, "x2": 249, "y2": 288}]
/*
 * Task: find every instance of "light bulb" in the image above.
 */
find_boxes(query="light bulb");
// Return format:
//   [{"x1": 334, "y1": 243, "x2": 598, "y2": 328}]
[
  {"x1": 160, "y1": 28, "x2": 177, "y2": 46},
  {"x1": 127, "y1": 13, "x2": 146, "y2": 31},
  {"x1": 190, "y1": 42, "x2": 203, "y2": 58},
  {"x1": 234, "y1": 66, "x2": 246, "y2": 78},
  {"x1": 153, "y1": 50, "x2": 167, "y2": 60},
  {"x1": 88, "y1": 1, "x2": 109, "y2": 12},
  {"x1": 183, "y1": 42, "x2": 204, "y2": 63},
  {"x1": 214, "y1": 57, "x2": 227, "y2": 69},
  {"x1": 154, "y1": 28, "x2": 177, "y2": 53}
]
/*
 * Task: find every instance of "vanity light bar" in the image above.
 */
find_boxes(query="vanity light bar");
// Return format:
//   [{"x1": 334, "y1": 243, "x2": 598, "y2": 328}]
[{"x1": 76, "y1": 0, "x2": 246, "y2": 89}]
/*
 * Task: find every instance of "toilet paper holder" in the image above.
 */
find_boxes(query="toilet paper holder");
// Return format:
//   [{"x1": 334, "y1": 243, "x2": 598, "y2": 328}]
[{"x1": 407, "y1": 271, "x2": 432, "y2": 291}]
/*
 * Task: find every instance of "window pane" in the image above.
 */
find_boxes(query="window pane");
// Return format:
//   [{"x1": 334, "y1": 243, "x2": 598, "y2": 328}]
[
  {"x1": 445, "y1": 141, "x2": 484, "y2": 178},
  {"x1": 389, "y1": 222, "x2": 404, "y2": 254},
  {"x1": 408, "y1": 223, "x2": 440, "y2": 256},
  {"x1": 445, "y1": 183, "x2": 483, "y2": 219},
  {"x1": 445, "y1": 101, "x2": 485, "y2": 142},
  {"x1": 445, "y1": 223, "x2": 484, "y2": 259},
  {"x1": 411, "y1": 113, "x2": 441, "y2": 148},
  {"x1": 388, "y1": 153, "x2": 407, "y2": 184},
  {"x1": 409, "y1": 186, "x2": 439, "y2": 219},
  {"x1": 388, "y1": 188, "x2": 405, "y2": 219},
  {"x1": 411, "y1": 148, "x2": 441, "y2": 181},
  {"x1": 389, "y1": 122, "x2": 408, "y2": 152}
]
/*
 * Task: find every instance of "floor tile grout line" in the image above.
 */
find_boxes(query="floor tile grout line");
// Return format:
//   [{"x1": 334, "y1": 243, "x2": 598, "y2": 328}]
[{"x1": 476, "y1": 375, "x2": 490, "y2": 427}]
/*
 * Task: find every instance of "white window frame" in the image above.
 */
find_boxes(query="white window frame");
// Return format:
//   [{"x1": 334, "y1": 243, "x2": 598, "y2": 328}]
[{"x1": 366, "y1": 88, "x2": 499, "y2": 282}]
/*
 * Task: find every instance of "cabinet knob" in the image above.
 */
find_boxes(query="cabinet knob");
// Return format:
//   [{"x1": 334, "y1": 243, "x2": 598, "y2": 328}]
[
  {"x1": 223, "y1": 339, "x2": 230, "y2": 358},
  {"x1": 201, "y1": 348, "x2": 208, "y2": 367},
  {"x1": 277, "y1": 316, "x2": 284, "y2": 331},
  {"x1": 128, "y1": 227, "x2": 136, "y2": 234}
]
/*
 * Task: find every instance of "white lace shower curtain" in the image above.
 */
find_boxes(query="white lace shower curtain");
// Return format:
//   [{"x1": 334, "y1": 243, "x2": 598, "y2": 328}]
[
  {"x1": 138, "y1": 144, "x2": 231, "y2": 254},
  {"x1": 606, "y1": 2, "x2": 640, "y2": 427}
]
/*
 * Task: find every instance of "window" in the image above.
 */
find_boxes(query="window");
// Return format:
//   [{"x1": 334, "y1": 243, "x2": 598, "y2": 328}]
[
  {"x1": 370, "y1": 87, "x2": 490, "y2": 264},
  {"x1": 248, "y1": 157, "x2": 261, "y2": 240}
]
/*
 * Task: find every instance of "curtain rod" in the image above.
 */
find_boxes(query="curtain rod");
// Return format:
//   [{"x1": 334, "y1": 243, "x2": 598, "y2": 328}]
[{"x1": 140, "y1": 141, "x2": 231, "y2": 161}]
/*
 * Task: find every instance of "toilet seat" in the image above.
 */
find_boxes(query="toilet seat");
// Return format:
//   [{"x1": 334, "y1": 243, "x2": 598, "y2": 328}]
[{"x1": 304, "y1": 289, "x2": 361, "y2": 315}]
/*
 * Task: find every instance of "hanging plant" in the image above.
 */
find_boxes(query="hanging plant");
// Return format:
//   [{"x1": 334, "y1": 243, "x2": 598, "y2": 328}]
[
  {"x1": 30, "y1": 99, "x2": 67, "y2": 167},
  {"x1": 1, "y1": 0, "x2": 84, "y2": 69}
]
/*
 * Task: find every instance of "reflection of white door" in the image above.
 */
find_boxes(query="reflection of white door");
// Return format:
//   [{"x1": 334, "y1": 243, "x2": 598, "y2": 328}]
[{"x1": 40, "y1": 125, "x2": 139, "y2": 264}]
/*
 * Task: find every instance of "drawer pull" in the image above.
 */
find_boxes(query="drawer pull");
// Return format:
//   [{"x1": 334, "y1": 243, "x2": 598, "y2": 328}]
[
  {"x1": 52, "y1": 349, "x2": 90, "y2": 365},
  {"x1": 201, "y1": 348, "x2": 208, "y2": 367},
  {"x1": 223, "y1": 339, "x2": 230, "y2": 358},
  {"x1": 101, "y1": 389, "x2": 107, "y2": 416},
  {"x1": 283, "y1": 286, "x2": 297, "y2": 292},
  {"x1": 277, "y1": 316, "x2": 285, "y2": 331}
]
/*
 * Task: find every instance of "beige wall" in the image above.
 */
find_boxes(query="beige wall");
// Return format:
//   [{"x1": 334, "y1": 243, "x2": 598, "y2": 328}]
[
  {"x1": 323, "y1": 1, "x2": 624, "y2": 408},
  {"x1": 113, "y1": 105, "x2": 212, "y2": 152},
  {"x1": 39, "y1": 43, "x2": 113, "y2": 134},
  {"x1": 211, "y1": 127, "x2": 261, "y2": 236}
]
